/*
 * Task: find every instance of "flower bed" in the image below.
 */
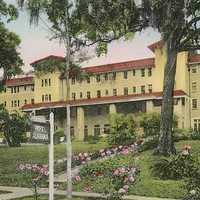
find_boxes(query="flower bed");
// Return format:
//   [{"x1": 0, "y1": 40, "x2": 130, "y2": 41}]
[{"x1": 72, "y1": 143, "x2": 142, "y2": 199}]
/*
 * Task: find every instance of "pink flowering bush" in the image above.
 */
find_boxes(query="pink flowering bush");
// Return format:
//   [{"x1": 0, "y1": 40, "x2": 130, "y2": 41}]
[
  {"x1": 72, "y1": 141, "x2": 143, "y2": 167},
  {"x1": 74, "y1": 144, "x2": 141, "y2": 200},
  {"x1": 111, "y1": 166, "x2": 139, "y2": 195},
  {"x1": 16, "y1": 163, "x2": 49, "y2": 199}
]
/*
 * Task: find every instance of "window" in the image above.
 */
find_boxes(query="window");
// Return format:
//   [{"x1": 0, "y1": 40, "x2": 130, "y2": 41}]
[
  {"x1": 96, "y1": 74, "x2": 101, "y2": 82},
  {"x1": 113, "y1": 89, "x2": 117, "y2": 96},
  {"x1": 104, "y1": 73, "x2": 108, "y2": 81},
  {"x1": 133, "y1": 86, "x2": 136, "y2": 93},
  {"x1": 49, "y1": 94, "x2": 51, "y2": 101},
  {"x1": 148, "y1": 68, "x2": 152, "y2": 77},
  {"x1": 17, "y1": 100, "x2": 20, "y2": 107},
  {"x1": 11, "y1": 87, "x2": 14, "y2": 93},
  {"x1": 192, "y1": 82, "x2": 197, "y2": 91},
  {"x1": 11, "y1": 101, "x2": 13, "y2": 107},
  {"x1": 86, "y1": 77, "x2": 90, "y2": 83},
  {"x1": 182, "y1": 97, "x2": 185, "y2": 106},
  {"x1": 45, "y1": 94, "x2": 48, "y2": 101},
  {"x1": 133, "y1": 69, "x2": 136, "y2": 76},
  {"x1": 24, "y1": 85, "x2": 27, "y2": 91},
  {"x1": 124, "y1": 87, "x2": 128, "y2": 96},
  {"x1": 94, "y1": 125, "x2": 101, "y2": 136},
  {"x1": 49, "y1": 79, "x2": 51, "y2": 86},
  {"x1": 141, "y1": 85, "x2": 145, "y2": 94},
  {"x1": 70, "y1": 126, "x2": 75, "y2": 137},
  {"x1": 72, "y1": 93, "x2": 76, "y2": 100},
  {"x1": 72, "y1": 78, "x2": 76, "y2": 85},
  {"x1": 4, "y1": 101, "x2": 6, "y2": 107},
  {"x1": 31, "y1": 85, "x2": 34, "y2": 91},
  {"x1": 192, "y1": 67, "x2": 197, "y2": 73},
  {"x1": 112, "y1": 72, "x2": 116, "y2": 80},
  {"x1": 97, "y1": 90, "x2": 101, "y2": 98},
  {"x1": 84, "y1": 125, "x2": 88, "y2": 141},
  {"x1": 148, "y1": 84, "x2": 152, "y2": 93},
  {"x1": 87, "y1": 91, "x2": 91, "y2": 99},
  {"x1": 42, "y1": 95, "x2": 44, "y2": 102},
  {"x1": 45, "y1": 79, "x2": 48, "y2": 86},
  {"x1": 14, "y1": 100, "x2": 17, "y2": 107},
  {"x1": 4, "y1": 88, "x2": 6, "y2": 93},
  {"x1": 141, "y1": 69, "x2": 145, "y2": 77},
  {"x1": 104, "y1": 124, "x2": 110, "y2": 134},
  {"x1": 42, "y1": 80, "x2": 44, "y2": 87},
  {"x1": 14, "y1": 87, "x2": 16, "y2": 93},
  {"x1": 192, "y1": 99, "x2": 198, "y2": 109},
  {"x1": 193, "y1": 119, "x2": 200, "y2": 132},
  {"x1": 31, "y1": 99, "x2": 34, "y2": 104},
  {"x1": 123, "y1": 71, "x2": 128, "y2": 79},
  {"x1": 17, "y1": 86, "x2": 19, "y2": 93},
  {"x1": 80, "y1": 92, "x2": 83, "y2": 99},
  {"x1": 105, "y1": 90, "x2": 109, "y2": 96},
  {"x1": 24, "y1": 99, "x2": 27, "y2": 105}
]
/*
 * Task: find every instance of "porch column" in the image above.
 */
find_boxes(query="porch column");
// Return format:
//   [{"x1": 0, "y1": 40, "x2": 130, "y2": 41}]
[
  {"x1": 109, "y1": 104, "x2": 117, "y2": 114},
  {"x1": 77, "y1": 106, "x2": 85, "y2": 140},
  {"x1": 146, "y1": 100, "x2": 154, "y2": 113}
]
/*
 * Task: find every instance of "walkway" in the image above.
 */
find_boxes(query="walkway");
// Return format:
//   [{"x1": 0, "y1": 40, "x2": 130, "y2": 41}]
[{"x1": 0, "y1": 186, "x2": 179, "y2": 200}]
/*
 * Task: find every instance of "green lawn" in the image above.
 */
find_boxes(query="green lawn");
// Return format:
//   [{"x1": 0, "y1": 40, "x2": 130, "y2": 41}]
[
  {"x1": 71, "y1": 140, "x2": 200, "y2": 199},
  {"x1": 0, "y1": 140, "x2": 108, "y2": 187}
]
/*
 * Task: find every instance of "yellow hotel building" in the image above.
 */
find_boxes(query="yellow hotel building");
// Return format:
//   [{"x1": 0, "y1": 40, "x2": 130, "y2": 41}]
[{"x1": 1, "y1": 41, "x2": 200, "y2": 140}]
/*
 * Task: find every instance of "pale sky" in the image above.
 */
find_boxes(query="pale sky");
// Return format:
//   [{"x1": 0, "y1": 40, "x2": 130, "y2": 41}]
[{"x1": 5, "y1": 0, "x2": 161, "y2": 72}]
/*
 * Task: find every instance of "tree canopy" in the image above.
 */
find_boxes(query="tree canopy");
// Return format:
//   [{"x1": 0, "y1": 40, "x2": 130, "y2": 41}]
[{"x1": 0, "y1": 0, "x2": 23, "y2": 90}]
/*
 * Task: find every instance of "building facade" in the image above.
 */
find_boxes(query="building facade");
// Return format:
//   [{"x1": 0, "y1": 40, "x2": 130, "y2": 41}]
[{"x1": 1, "y1": 41, "x2": 200, "y2": 140}]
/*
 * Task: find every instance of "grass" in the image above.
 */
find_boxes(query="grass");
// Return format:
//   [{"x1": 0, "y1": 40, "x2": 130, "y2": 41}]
[
  {"x1": 0, "y1": 140, "x2": 108, "y2": 187},
  {"x1": 71, "y1": 140, "x2": 200, "y2": 199}
]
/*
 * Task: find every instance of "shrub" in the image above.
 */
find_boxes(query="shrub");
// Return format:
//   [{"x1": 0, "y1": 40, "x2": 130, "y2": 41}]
[
  {"x1": 152, "y1": 145, "x2": 199, "y2": 180},
  {"x1": 0, "y1": 105, "x2": 30, "y2": 147},
  {"x1": 139, "y1": 137, "x2": 159, "y2": 152},
  {"x1": 139, "y1": 113, "x2": 160, "y2": 137},
  {"x1": 139, "y1": 113, "x2": 178, "y2": 138},
  {"x1": 108, "y1": 114, "x2": 137, "y2": 146},
  {"x1": 86, "y1": 135, "x2": 101, "y2": 144},
  {"x1": 174, "y1": 129, "x2": 200, "y2": 141}
]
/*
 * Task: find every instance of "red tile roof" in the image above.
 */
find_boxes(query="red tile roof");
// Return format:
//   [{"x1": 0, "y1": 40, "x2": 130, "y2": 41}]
[
  {"x1": 30, "y1": 55, "x2": 65, "y2": 65},
  {"x1": 189, "y1": 54, "x2": 200, "y2": 63},
  {"x1": 22, "y1": 90, "x2": 186, "y2": 111},
  {"x1": 30, "y1": 55, "x2": 155, "y2": 74},
  {"x1": 148, "y1": 40, "x2": 164, "y2": 52},
  {"x1": 5, "y1": 77, "x2": 34, "y2": 86},
  {"x1": 82, "y1": 58, "x2": 155, "y2": 74}
]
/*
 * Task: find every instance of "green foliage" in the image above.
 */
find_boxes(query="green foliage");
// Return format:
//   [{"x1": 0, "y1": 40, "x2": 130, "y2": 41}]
[
  {"x1": 54, "y1": 128, "x2": 64, "y2": 144},
  {"x1": 79, "y1": 154, "x2": 134, "y2": 177},
  {"x1": 85, "y1": 135, "x2": 101, "y2": 144},
  {"x1": 0, "y1": 105, "x2": 29, "y2": 147},
  {"x1": 140, "y1": 137, "x2": 159, "y2": 152},
  {"x1": 174, "y1": 129, "x2": 200, "y2": 142},
  {"x1": 152, "y1": 151, "x2": 199, "y2": 180},
  {"x1": 139, "y1": 113, "x2": 178, "y2": 138},
  {"x1": 108, "y1": 114, "x2": 137, "y2": 146},
  {"x1": 0, "y1": 1, "x2": 23, "y2": 91},
  {"x1": 140, "y1": 113, "x2": 160, "y2": 137}
]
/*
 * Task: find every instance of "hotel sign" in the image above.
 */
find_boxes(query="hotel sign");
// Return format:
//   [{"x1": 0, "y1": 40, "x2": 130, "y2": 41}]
[{"x1": 30, "y1": 116, "x2": 49, "y2": 144}]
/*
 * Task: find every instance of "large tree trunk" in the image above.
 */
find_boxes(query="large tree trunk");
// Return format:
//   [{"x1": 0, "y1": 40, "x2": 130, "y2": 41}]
[{"x1": 157, "y1": 41, "x2": 177, "y2": 155}]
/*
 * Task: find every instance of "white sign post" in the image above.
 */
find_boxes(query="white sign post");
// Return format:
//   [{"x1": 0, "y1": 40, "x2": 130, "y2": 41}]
[
  {"x1": 30, "y1": 113, "x2": 55, "y2": 200},
  {"x1": 49, "y1": 112, "x2": 54, "y2": 200}
]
